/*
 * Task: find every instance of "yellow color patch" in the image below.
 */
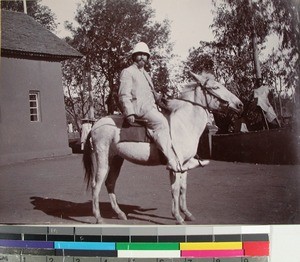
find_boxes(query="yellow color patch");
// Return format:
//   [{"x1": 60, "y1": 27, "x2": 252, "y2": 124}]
[{"x1": 180, "y1": 242, "x2": 243, "y2": 250}]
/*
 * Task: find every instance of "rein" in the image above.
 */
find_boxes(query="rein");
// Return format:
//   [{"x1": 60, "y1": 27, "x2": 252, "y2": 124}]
[{"x1": 174, "y1": 97, "x2": 211, "y2": 111}]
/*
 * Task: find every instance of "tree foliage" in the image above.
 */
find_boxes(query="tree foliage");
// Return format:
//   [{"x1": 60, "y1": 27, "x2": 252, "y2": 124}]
[
  {"x1": 269, "y1": 0, "x2": 299, "y2": 52},
  {"x1": 184, "y1": 0, "x2": 299, "y2": 132},
  {"x1": 267, "y1": 0, "x2": 299, "y2": 101},
  {"x1": 211, "y1": 0, "x2": 298, "y2": 98},
  {"x1": 63, "y1": 0, "x2": 173, "y2": 123},
  {"x1": 1, "y1": 0, "x2": 57, "y2": 31}
]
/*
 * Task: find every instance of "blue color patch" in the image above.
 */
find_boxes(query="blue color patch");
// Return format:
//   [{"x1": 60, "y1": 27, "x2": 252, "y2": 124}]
[{"x1": 54, "y1": 241, "x2": 116, "y2": 250}]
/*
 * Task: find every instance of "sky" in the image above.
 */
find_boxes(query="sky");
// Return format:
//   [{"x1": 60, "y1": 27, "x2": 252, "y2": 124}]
[{"x1": 41, "y1": 0, "x2": 215, "y2": 59}]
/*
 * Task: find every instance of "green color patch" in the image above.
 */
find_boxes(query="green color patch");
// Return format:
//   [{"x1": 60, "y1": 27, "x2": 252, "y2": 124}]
[{"x1": 116, "y1": 242, "x2": 179, "y2": 250}]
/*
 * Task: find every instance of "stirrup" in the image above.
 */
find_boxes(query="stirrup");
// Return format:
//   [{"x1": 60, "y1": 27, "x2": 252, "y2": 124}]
[{"x1": 194, "y1": 154, "x2": 210, "y2": 167}]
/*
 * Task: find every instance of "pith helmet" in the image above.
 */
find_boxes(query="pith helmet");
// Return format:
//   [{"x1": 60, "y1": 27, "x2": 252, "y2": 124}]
[{"x1": 132, "y1": 42, "x2": 150, "y2": 57}]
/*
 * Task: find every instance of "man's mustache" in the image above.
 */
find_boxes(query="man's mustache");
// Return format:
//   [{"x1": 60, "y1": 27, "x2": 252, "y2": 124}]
[{"x1": 136, "y1": 57, "x2": 148, "y2": 62}]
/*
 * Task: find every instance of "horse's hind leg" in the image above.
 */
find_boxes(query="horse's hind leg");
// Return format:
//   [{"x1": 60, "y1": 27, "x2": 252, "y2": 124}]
[
  {"x1": 178, "y1": 171, "x2": 195, "y2": 221},
  {"x1": 92, "y1": 148, "x2": 109, "y2": 224},
  {"x1": 105, "y1": 155, "x2": 127, "y2": 220},
  {"x1": 169, "y1": 171, "x2": 185, "y2": 225}
]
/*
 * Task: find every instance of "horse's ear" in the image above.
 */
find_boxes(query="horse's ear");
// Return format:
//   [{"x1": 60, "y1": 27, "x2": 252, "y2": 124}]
[
  {"x1": 189, "y1": 72, "x2": 203, "y2": 83},
  {"x1": 189, "y1": 71, "x2": 220, "y2": 90},
  {"x1": 189, "y1": 71, "x2": 212, "y2": 87}
]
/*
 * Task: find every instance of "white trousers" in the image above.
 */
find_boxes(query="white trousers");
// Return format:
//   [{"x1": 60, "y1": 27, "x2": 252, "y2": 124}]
[{"x1": 142, "y1": 108, "x2": 177, "y2": 162}]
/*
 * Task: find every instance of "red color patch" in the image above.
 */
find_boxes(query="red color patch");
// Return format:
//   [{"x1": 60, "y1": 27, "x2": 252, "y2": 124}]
[{"x1": 243, "y1": 241, "x2": 269, "y2": 256}]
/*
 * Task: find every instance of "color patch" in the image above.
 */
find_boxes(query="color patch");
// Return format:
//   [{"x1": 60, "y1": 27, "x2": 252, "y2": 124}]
[
  {"x1": 55, "y1": 249, "x2": 117, "y2": 257},
  {"x1": 131, "y1": 235, "x2": 158, "y2": 242},
  {"x1": 0, "y1": 240, "x2": 53, "y2": 249},
  {"x1": 102, "y1": 235, "x2": 130, "y2": 242},
  {"x1": 47, "y1": 235, "x2": 74, "y2": 241},
  {"x1": 116, "y1": 242, "x2": 179, "y2": 250},
  {"x1": 118, "y1": 250, "x2": 181, "y2": 258},
  {"x1": 186, "y1": 235, "x2": 213, "y2": 242},
  {"x1": 180, "y1": 242, "x2": 242, "y2": 250},
  {"x1": 181, "y1": 249, "x2": 244, "y2": 258},
  {"x1": 243, "y1": 241, "x2": 269, "y2": 256},
  {"x1": 24, "y1": 234, "x2": 47, "y2": 241},
  {"x1": 0, "y1": 233, "x2": 22, "y2": 240},
  {"x1": 158, "y1": 235, "x2": 185, "y2": 242},
  {"x1": 242, "y1": 234, "x2": 269, "y2": 241},
  {"x1": 214, "y1": 234, "x2": 241, "y2": 242},
  {"x1": 48, "y1": 227, "x2": 74, "y2": 235},
  {"x1": 54, "y1": 241, "x2": 115, "y2": 250},
  {"x1": 75, "y1": 235, "x2": 102, "y2": 242}
]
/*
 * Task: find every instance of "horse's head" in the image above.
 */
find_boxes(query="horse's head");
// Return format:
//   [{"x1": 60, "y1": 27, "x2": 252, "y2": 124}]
[{"x1": 184, "y1": 72, "x2": 243, "y2": 115}]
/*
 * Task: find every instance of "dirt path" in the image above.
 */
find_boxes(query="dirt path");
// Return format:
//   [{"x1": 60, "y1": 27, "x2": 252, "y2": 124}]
[{"x1": 0, "y1": 154, "x2": 299, "y2": 225}]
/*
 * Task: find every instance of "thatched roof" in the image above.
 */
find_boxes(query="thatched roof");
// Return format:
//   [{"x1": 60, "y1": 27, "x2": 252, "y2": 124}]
[{"x1": 1, "y1": 10, "x2": 82, "y2": 61}]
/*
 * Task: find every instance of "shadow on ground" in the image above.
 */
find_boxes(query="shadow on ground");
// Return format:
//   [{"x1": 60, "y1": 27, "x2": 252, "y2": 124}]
[{"x1": 30, "y1": 196, "x2": 173, "y2": 224}]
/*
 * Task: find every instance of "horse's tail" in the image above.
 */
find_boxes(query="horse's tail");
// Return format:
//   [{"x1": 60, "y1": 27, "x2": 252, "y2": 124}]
[{"x1": 83, "y1": 131, "x2": 93, "y2": 190}]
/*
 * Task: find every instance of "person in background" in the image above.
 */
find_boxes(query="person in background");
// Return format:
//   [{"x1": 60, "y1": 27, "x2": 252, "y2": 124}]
[
  {"x1": 254, "y1": 78, "x2": 280, "y2": 128},
  {"x1": 80, "y1": 118, "x2": 92, "y2": 150},
  {"x1": 68, "y1": 123, "x2": 73, "y2": 133}
]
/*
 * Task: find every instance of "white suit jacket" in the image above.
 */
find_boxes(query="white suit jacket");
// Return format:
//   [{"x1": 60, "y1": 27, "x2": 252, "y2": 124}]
[
  {"x1": 254, "y1": 85, "x2": 277, "y2": 122},
  {"x1": 118, "y1": 64, "x2": 156, "y2": 117}
]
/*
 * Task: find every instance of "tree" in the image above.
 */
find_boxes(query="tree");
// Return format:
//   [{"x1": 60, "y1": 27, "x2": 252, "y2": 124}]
[
  {"x1": 267, "y1": 0, "x2": 300, "y2": 104},
  {"x1": 1, "y1": 0, "x2": 57, "y2": 31},
  {"x1": 210, "y1": 0, "x2": 299, "y2": 100},
  {"x1": 63, "y1": 0, "x2": 173, "y2": 122},
  {"x1": 184, "y1": 0, "x2": 272, "y2": 100},
  {"x1": 62, "y1": 55, "x2": 109, "y2": 131},
  {"x1": 184, "y1": 0, "x2": 298, "y2": 132}
]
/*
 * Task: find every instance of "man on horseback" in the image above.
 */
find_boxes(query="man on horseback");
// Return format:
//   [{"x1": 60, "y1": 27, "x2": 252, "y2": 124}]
[
  {"x1": 118, "y1": 42, "x2": 185, "y2": 172},
  {"x1": 118, "y1": 42, "x2": 209, "y2": 172}
]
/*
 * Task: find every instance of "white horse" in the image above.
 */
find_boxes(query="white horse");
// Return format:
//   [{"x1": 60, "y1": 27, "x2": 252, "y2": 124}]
[{"x1": 83, "y1": 72, "x2": 243, "y2": 224}]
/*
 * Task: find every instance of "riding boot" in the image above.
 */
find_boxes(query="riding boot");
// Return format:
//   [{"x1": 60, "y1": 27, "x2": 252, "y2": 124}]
[
  {"x1": 152, "y1": 130, "x2": 183, "y2": 172},
  {"x1": 198, "y1": 159, "x2": 210, "y2": 167}
]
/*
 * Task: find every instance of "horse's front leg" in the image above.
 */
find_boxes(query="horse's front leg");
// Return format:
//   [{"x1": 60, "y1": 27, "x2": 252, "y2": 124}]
[
  {"x1": 178, "y1": 171, "x2": 195, "y2": 222},
  {"x1": 169, "y1": 171, "x2": 185, "y2": 225}
]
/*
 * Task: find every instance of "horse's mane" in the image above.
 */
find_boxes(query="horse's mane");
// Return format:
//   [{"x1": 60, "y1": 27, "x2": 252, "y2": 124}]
[
  {"x1": 171, "y1": 72, "x2": 215, "y2": 96},
  {"x1": 162, "y1": 76, "x2": 203, "y2": 112},
  {"x1": 163, "y1": 98, "x2": 187, "y2": 113}
]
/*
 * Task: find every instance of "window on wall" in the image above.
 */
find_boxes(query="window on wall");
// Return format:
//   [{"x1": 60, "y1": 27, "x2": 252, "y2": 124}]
[{"x1": 29, "y1": 91, "x2": 41, "y2": 122}]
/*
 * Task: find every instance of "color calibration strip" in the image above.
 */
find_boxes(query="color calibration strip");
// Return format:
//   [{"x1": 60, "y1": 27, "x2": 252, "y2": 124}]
[{"x1": 0, "y1": 226, "x2": 269, "y2": 261}]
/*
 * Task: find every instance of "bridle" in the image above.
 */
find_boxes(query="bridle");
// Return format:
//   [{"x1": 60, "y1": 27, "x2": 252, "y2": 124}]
[{"x1": 175, "y1": 79, "x2": 229, "y2": 113}]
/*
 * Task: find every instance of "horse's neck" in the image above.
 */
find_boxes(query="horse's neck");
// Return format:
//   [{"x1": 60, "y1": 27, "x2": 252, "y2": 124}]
[
  {"x1": 180, "y1": 86, "x2": 209, "y2": 105},
  {"x1": 169, "y1": 100, "x2": 208, "y2": 162},
  {"x1": 177, "y1": 87, "x2": 197, "y2": 102}
]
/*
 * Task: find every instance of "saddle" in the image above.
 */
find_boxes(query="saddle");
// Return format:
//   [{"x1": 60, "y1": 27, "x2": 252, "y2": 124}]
[
  {"x1": 119, "y1": 118, "x2": 152, "y2": 143},
  {"x1": 119, "y1": 118, "x2": 167, "y2": 164}
]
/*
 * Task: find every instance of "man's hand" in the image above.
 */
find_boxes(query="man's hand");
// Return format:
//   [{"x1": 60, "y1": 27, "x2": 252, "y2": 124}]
[
  {"x1": 126, "y1": 115, "x2": 135, "y2": 125},
  {"x1": 152, "y1": 90, "x2": 162, "y2": 103}
]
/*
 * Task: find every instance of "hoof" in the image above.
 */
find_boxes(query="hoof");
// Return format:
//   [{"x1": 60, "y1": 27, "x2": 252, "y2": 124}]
[
  {"x1": 172, "y1": 213, "x2": 185, "y2": 225},
  {"x1": 118, "y1": 212, "x2": 127, "y2": 220},
  {"x1": 185, "y1": 214, "x2": 196, "y2": 221},
  {"x1": 95, "y1": 218, "x2": 103, "y2": 224},
  {"x1": 176, "y1": 219, "x2": 186, "y2": 225}
]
